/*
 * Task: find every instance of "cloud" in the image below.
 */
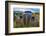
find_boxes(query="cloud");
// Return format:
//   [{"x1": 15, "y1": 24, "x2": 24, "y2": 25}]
[{"x1": 13, "y1": 8, "x2": 40, "y2": 13}]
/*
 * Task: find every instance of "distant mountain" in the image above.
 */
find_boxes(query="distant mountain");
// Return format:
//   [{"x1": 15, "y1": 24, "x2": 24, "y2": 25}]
[{"x1": 25, "y1": 11, "x2": 32, "y2": 13}]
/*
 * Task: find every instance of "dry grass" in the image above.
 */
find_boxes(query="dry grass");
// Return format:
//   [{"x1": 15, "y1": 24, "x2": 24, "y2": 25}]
[{"x1": 14, "y1": 13, "x2": 39, "y2": 28}]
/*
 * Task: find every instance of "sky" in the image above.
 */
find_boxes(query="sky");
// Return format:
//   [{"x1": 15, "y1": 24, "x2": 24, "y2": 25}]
[{"x1": 13, "y1": 8, "x2": 40, "y2": 13}]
